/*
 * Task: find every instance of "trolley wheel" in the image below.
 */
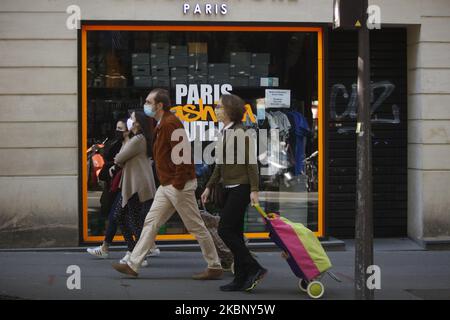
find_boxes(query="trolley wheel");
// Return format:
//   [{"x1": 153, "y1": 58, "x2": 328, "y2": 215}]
[
  {"x1": 298, "y1": 279, "x2": 308, "y2": 293},
  {"x1": 307, "y1": 281, "x2": 325, "y2": 299},
  {"x1": 231, "y1": 262, "x2": 235, "y2": 274}
]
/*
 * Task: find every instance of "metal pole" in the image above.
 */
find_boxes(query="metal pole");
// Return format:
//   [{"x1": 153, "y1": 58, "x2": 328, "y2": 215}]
[{"x1": 355, "y1": 0, "x2": 374, "y2": 300}]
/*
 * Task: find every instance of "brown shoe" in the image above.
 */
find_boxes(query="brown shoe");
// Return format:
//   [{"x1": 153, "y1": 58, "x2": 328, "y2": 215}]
[
  {"x1": 112, "y1": 263, "x2": 138, "y2": 277},
  {"x1": 192, "y1": 268, "x2": 223, "y2": 280}
]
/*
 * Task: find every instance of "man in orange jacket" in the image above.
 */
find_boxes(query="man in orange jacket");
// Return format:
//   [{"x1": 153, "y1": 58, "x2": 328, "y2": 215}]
[{"x1": 112, "y1": 88, "x2": 223, "y2": 280}]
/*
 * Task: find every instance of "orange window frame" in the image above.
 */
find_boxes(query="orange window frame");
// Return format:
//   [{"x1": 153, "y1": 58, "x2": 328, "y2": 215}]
[{"x1": 81, "y1": 24, "x2": 325, "y2": 243}]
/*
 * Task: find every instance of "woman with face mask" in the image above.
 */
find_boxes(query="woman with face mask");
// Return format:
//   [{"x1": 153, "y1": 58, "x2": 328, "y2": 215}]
[
  {"x1": 87, "y1": 119, "x2": 160, "y2": 266},
  {"x1": 87, "y1": 119, "x2": 130, "y2": 258},
  {"x1": 112, "y1": 110, "x2": 158, "y2": 266},
  {"x1": 201, "y1": 94, "x2": 267, "y2": 292}
]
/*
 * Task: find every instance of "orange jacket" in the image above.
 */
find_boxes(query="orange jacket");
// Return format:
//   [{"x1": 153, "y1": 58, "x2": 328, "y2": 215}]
[{"x1": 153, "y1": 111, "x2": 196, "y2": 190}]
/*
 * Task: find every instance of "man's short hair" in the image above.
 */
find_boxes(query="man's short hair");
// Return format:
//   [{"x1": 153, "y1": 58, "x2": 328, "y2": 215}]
[
  {"x1": 150, "y1": 88, "x2": 171, "y2": 111},
  {"x1": 221, "y1": 94, "x2": 245, "y2": 123}
]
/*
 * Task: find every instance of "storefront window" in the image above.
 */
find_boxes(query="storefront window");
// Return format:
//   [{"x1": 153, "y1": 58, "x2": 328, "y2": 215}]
[{"x1": 81, "y1": 25, "x2": 324, "y2": 243}]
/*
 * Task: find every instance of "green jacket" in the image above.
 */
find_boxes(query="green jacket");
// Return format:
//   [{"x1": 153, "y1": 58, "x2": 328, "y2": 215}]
[{"x1": 206, "y1": 123, "x2": 259, "y2": 192}]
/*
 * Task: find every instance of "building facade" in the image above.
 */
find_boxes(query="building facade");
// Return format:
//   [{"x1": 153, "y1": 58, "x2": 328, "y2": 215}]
[{"x1": 0, "y1": 0, "x2": 449, "y2": 248}]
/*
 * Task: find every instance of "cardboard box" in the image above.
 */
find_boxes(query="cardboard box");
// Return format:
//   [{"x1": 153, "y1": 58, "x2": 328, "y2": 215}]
[
  {"x1": 208, "y1": 75, "x2": 230, "y2": 85},
  {"x1": 230, "y1": 52, "x2": 251, "y2": 65},
  {"x1": 250, "y1": 64, "x2": 269, "y2": 77},
  {"x1": 170, "y1": 67, "x2": 189, "y2": 77},
  {"x1": 131, "y1": 53, "x2": 150, "y2": 65},
  {"x1": 188, "y1": 75, "x2": 208, "y2": 85},
  {"x1": 230, "y1": 76, "x2": 249, "y2": 87},
  {"x1": 251, "y1": 53, "x2": 270, "y2": 65},
  {"x1": 133, "y1": 76, "x2": 152, "y2": 87},
  {"x1": 230, "y1": 64, "x2": 250, "y2": 76},
  {"x1": 188, "y1": 63, "x2": 208, "y2": 75},
  {"x1": 188, "y1": 53, "x2": 208, "y2": 64},
  {"x1": 150, "y1": 54, "x2": 169, "y2": 66},
  {"x1": 151, "y1": 76, "x2": 170, "y2": 88},
  {"x1": 188, "y1": 42, "x2": 208, "y2": 54},
  {"x1": 150, "y1": 42, "x2": 169, "y2": 55},
  {"x1": 151, "y1": 65, "x2": 170, "y2": 76},
  {"x1": 208, "y1": 63, "x2": 230, "y2": 76},
  {"x1": 132, "y1": 64, "x2": 151, "y2": 76},
  {"x1": 170, "y1": 45, "x2": 188, "y2": 56},
  {"x1": 171, "y1": 76, "x2": 188, "y2": 87},
  {"x1": 169, "y1": 55, "x2": 188, "y2": 67}
]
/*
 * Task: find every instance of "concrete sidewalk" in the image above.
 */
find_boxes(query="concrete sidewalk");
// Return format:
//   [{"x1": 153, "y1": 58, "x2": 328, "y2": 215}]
[{"x1": 0, "y1": 238, "x2": 449, "y2": 300}]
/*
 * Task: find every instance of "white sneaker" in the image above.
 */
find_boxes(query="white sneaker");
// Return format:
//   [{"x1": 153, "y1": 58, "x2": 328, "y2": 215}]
[
  {"x1": 120, "y1": 251, "x2": 148, "y2": 267},
  {"x1": 147, "y1": 247, "x2": 161, "y2": 257},
  {"x1": 119, "y1": 251, "x2": 131, "y2": 264},
  {"x1": 87, "y1": 246, "x2": 109, "y2": 259}
]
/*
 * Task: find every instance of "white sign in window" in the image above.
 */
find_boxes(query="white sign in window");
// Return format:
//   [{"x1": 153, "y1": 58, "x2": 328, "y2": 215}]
[{"x1": 265, "y1": 89, "x2": 291, "y2": 108}]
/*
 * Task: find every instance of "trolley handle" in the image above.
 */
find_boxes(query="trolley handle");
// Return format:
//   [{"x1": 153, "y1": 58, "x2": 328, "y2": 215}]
[{"x1": 252, "y1": 203, "x2": 268, "y2": 219}]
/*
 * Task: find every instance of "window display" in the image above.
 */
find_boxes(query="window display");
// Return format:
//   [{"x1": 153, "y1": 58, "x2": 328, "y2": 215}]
[{"x1": 81, "y1": 25, "x2": 324, "y2": 243}]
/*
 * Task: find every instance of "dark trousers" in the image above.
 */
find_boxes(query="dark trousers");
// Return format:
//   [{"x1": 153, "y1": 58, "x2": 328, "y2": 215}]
[
  {"x1": 104, "y1": 193, "x2": 120, "y2": 244},
  {"x1": 104, "y1": 193, "x2": 152, "y2": 248},
  {"x1": 218, "y1": 184, "x2": 262, "y2": 282},
  {"x1": 114, "y1": 193, "x2": 146, "y2": 252}
]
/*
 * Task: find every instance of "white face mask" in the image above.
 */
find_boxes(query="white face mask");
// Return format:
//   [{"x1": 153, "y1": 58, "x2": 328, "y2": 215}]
[{"x1": 126, "y1": 118, "x2": 133, "y2": 131}]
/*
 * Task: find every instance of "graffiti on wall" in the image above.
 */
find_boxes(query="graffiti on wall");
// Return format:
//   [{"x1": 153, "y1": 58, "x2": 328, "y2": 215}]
[{"x1": 330, "y1": 80, "x2": 400, "y2": 135}]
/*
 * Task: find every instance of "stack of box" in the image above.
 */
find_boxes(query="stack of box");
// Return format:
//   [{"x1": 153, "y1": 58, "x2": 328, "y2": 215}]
[
  {"x1": 229, "y1": 52, "x2": 253, "y2": 87},
  {"x1": 249, "y1": 53, "x2": 270, "y2": 87},
  {"x1": 208, "y1": 63, "x2": 229, "y2": 85},
  {"x1": 187, "y1": 42, "x2": 208, "y2": 86},
  {"x1": 169, "y1": 45, "x2": 188, "y2": 88},
  {"x1": 170, "y1": 66, "x2": 188, "y2": 87},
  {"x1": 132, "y1": 53, "x2": 151, "y2": 87},
  {"x1": 151, "y1": 42, "x2": 170, "y2": 88}
]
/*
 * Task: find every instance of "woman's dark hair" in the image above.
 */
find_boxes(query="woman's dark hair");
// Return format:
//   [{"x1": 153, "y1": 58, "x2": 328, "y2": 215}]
[
  {"x1": 221, "y1": 94, "x2": 246, "y2": 123},
  {"x1": 133, "y1": 110, "x2": 153, "y2": 157}
]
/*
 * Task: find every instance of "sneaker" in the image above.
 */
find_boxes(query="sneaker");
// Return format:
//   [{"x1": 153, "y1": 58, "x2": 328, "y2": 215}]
[
  {"x1": 120, "y1": 251, "x2": 148, "y2": 267},
  {"x1": 242, "y1": 268, "x2": 268, "y2": 292},
  {"x1": 146, "y1": 247, "x2": 161, "y2": 257},
  {"x1": 87, "y1": 246, "x2": 109, "y2": 259},
  {"x1": 220, "y1": 279, "x2": 245, "y2": 292},
  {"x1": 119, "y1": 251, "x2": 131, "y2": 264}
]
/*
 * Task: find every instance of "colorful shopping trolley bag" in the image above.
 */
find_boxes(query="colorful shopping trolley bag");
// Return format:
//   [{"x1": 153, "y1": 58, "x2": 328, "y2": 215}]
[{"x1": 254, "y1": 204, "x2": 332, "y2": 281}]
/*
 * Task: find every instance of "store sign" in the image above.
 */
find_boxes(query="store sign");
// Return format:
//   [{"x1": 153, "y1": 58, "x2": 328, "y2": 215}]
[
  {"x1": 172, "y1": 84, "x2": 256, "y2": 141},
  {"x1": 183, "y1": 3, "x2": 228, "y2": 15}
]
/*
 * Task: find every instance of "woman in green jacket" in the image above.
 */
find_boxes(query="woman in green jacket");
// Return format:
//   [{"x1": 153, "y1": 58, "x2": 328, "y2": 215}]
[{"x1": 201, "y1": 94, "x2": 267, "y2": 292}]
